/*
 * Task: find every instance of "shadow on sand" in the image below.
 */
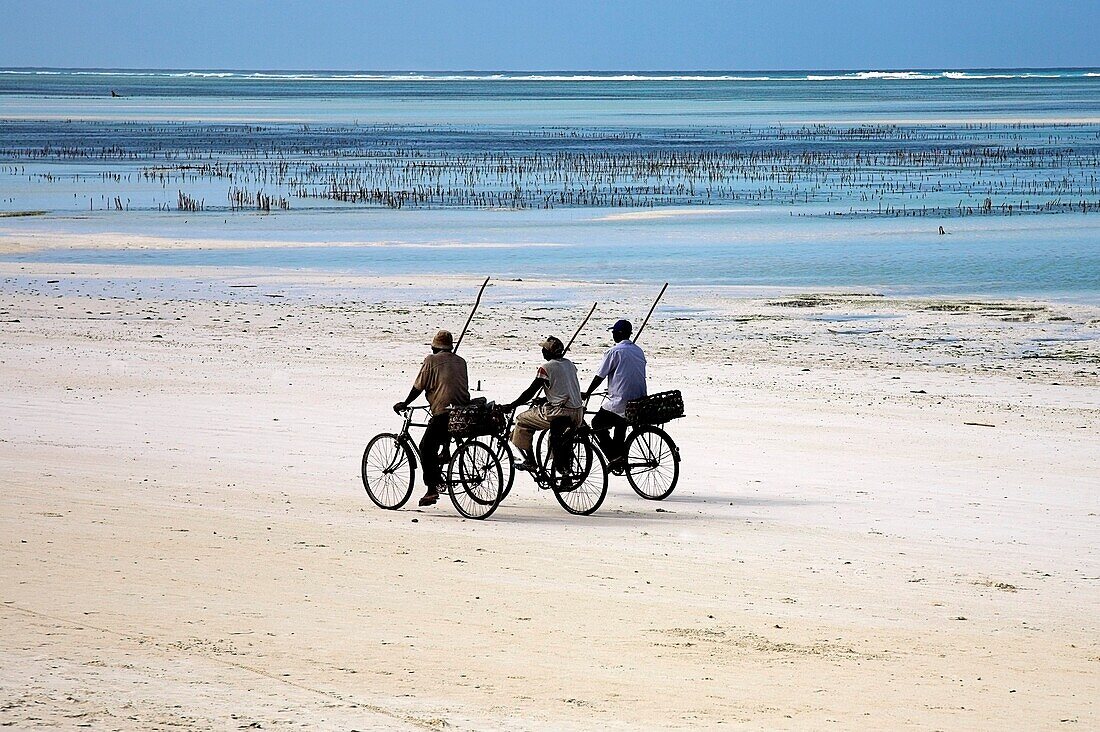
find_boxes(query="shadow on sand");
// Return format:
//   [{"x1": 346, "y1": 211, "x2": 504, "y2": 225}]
[{"x1": 476, "y1": 492, "x2": 833, "y2": 526}]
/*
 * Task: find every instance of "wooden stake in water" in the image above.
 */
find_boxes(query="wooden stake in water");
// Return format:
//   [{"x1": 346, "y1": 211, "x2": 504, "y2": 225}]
[
  {"x1": 634, "y1": 283, "x2": 668, "y2": 344},
  {"x1": 564, "y1": 301, "x2": 598, "y2": 354},
  {"x1": 453, "y1": 276, "x2": 490, "y2": 354}
]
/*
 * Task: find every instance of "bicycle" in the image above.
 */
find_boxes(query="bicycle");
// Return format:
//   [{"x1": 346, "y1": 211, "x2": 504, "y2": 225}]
[
  {"x1": 493, "y1": 401, "x2": 608, "y2": 515},
  {"x1": 361, "y1": 405, "x2": 504, "y2": 519},
  {"x1": 537, "y1": 391, "x2": 681, "y2": 500}
]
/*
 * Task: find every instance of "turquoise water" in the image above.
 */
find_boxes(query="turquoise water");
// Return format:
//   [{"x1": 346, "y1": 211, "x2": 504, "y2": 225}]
[
  {"x1": 1, "y1": 68, "x2": 1099, "y2": 299},
  {"x1": 4, "y1": 68, "x2": 1100, "y2": 125}
]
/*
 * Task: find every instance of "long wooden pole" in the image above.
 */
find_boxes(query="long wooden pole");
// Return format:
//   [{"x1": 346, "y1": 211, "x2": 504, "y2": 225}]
[
  {"x1": 633, "y1": 282, "x2": 668, "y2": 344},
  {"x1": 453, "y1": 276, "x2": 490, "y2": 353},
  {"x1": 564, "y1": 301, "x2": 598, "y2": 354}
]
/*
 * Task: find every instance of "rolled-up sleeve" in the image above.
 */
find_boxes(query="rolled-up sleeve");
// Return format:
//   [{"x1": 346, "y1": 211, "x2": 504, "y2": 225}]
[{"x1": 413, "y1": 357, "x2": 433, "y2": 391}]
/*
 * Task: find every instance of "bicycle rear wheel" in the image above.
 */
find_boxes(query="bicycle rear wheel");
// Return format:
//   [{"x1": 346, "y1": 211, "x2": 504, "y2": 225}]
[
  {"x1": 534, "y1": 426, "x2": 574, "y2": 475},
  {"x1": 624, "y1": 426, "x2": 680, "y2": 500},
  {"x1": 552, "y1": 437, "x2": 608, "y2": 516},
  {"x1": 448, "y1": 440, "x2": 504, "y2": 519},
  {"x1": 362, "y1": 433, "x2": 415, "y2": 509}
]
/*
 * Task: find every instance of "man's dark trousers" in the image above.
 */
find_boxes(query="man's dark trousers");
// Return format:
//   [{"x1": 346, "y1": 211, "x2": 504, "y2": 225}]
[
  {"x1": 419, "y1": 412, "x2": 451, "y2": 489},
  {"x1": 592, "y1": 408, "x2": 628, "y2": 463}
]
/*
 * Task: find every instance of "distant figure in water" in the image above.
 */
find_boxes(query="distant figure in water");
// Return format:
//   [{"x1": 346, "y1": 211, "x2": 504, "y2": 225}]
[
  {"x1": 110, "y1": 90, "x2": 121, "y2": 98},
  {"x1": 938, "y1": 226, "x2": 947, "y2": 235}
]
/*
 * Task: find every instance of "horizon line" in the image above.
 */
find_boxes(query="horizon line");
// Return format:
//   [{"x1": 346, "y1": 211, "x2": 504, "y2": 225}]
[{"x1": 2, "y1": 65, "x2": 1098, "y2": 74}]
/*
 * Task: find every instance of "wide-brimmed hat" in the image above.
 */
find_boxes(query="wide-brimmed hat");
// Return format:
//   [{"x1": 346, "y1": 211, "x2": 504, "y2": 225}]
[
  {"x1": 540, "y1": 335, "x2": 565, "y2": 357},
  {"x1": 431, "y1": 329, "x2": 454, "y2": 350}
]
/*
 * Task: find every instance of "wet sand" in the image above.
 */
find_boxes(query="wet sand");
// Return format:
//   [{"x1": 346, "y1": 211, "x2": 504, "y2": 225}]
[{"x1": 1, "y1": 263, "x2": 1098, "y2": 729}]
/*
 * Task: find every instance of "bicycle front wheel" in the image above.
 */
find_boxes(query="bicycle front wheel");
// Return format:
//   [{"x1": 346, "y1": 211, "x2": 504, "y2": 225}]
[
  {"x1": 625, "y1": 426, "x2": 680, "y2": 500},
  {"x1": 362, "y1": 433, "x2": 416, "y2": 509},
  {"x1": 490, "y1": 435, "x2": 517, "y2": 499},
  {"x1": 534, "y1": 428, "x2": 551, "y2": 474},
  {"x1": 552, "y1": 437, "x2": 608, "y2": 516},
  {"x1": 448, "y1": 440, "x2": 504, "y2": 519}
]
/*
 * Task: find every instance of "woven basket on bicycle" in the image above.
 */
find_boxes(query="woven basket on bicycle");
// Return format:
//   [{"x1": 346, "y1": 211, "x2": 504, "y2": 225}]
[
  {"x1": 625, "y1": 390, "x2": 685, "y2": 425},
  {"x1": 448, "y1": 401, "x2": 507, "y2": 437}
]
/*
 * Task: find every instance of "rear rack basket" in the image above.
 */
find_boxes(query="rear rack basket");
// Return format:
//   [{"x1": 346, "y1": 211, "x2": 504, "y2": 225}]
[
  {"x1": 625, "y1": 390, "x2": 684, "y2": 425},
  {"x1": 449, "y1": 402, "x2": 506, "y2": 437}
]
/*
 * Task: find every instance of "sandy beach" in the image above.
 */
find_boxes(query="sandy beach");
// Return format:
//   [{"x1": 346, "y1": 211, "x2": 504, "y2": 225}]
[{"x1": 1, "y1": 258, "x2": 1097, "y2": 729}]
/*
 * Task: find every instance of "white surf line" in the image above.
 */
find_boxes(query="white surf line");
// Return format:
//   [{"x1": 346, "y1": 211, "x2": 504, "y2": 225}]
[
  {"x1": 593, "y1": 208, "x2": 741, "y2": 221},
  {"x1": 1, "y1": 601, "x2": 441, "y2": 731}
]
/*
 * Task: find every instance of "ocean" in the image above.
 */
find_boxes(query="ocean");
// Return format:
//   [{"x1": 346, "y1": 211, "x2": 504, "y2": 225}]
[{"x1": 2, "y1": 68, "x2": 1099, "y2": 299}]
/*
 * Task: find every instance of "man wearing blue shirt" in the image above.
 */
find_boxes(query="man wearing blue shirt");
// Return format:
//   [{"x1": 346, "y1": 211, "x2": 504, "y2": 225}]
[{"x1": 582, "y1": 319, "x2": 647, "y2": 473}]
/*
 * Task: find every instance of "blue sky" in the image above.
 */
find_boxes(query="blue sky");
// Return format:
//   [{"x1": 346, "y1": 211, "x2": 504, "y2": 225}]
[{"x1": 1, "y1": 0, "x2": 1097, "y2": 71}]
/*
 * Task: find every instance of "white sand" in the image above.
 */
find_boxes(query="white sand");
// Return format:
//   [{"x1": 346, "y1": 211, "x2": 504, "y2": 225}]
[{"x1": 1, "y1": 263, "x2": 1098, "y2": 729}]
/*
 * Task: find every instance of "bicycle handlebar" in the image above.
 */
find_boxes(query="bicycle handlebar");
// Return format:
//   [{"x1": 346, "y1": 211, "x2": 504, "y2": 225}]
[
  {"x1": 395, "y1": 404, "x2": 431, "y2": 427},
  {"x1": 582, "y1": 390, "x2": 608, "y2": 405},
  {"x1": 502, "y1": 397, "x2": 544, "y2": 412}
]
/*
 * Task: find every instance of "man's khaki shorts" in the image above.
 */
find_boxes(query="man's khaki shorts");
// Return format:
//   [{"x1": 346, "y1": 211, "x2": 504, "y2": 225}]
[{"x1": 510, "y1": 404, "x2": 583, "y2": 451}]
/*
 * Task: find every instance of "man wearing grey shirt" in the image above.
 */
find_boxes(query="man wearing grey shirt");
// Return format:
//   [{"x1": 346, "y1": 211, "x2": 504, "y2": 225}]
[
  {"x1": 505, "y1": 336, "x2": 584, "y2": 471},
  {"x1": 583, "y1": 319, "x2": 646, "y2": 473}
]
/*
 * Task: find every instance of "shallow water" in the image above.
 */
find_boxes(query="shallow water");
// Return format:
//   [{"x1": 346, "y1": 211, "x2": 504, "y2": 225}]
[
  {"x1": 2, "y1": 68, "x2": 1099, "y2": 300},
  {"x1": 6, "y1": 208, "x2": 1098, "y2": 300}
]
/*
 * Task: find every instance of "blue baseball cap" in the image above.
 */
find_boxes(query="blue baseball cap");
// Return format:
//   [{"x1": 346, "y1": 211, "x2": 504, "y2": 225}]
[{"x1": 610, "y1": 319, "x2": 632, "y2": 333}]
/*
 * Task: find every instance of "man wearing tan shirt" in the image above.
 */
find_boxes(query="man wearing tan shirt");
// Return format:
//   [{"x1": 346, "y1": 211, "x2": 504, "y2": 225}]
[{"x1": 393, "y1": 329, "x2": 470, "y2": 506}]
